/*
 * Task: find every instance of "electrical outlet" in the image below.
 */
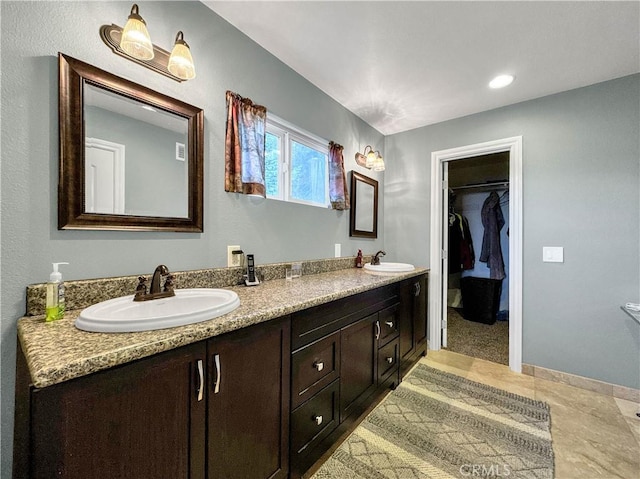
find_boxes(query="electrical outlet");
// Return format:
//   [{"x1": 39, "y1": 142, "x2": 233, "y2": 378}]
[{"x1": 227, "y1": 245, "x2": 241, "y2": 267}]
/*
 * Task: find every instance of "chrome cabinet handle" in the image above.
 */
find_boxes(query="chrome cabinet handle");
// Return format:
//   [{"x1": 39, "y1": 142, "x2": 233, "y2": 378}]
[
  {"x1": 314, "y1": 415, "x2": 323, "y2": 426},
  {"x1": 386, "y1": 357, "x2": 394, "y2": 364},
  {"x1": 196, "y1": 359, "x2": 204, "y2": 402},
  {"x1": 313, "y1": 361, "x2": 324, "y2": 372},
  {"x1": 414, "y1": 282, "x2": 421, "y2": 297},
  {"x1": 213, "y1": 354, "x2": 221, "y2": 394},
  {"x1": 385, "y1": 320, "x2": 394, "y2": 328},
  {"x1": 375, "y1": 320, "x2": 381, "y2": 340}
]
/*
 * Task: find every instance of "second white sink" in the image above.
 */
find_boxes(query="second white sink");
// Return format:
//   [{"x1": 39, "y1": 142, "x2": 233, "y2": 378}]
[
  {"x1": 76, "y1": 288, "x2": 241, "y2": 333},
  {"x1": 363, "y1": 262, "x2": 415, "y2": 273}
]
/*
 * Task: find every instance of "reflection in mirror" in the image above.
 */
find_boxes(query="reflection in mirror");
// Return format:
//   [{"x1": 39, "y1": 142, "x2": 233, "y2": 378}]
[
  {"x1": 349, "y1": 171, "x2": 378, "y2": 238},
  {"x1": 58, "y1": 53, "x2": 204, "y2": 232},
  {"x1": 84, "y1": 84, "x2": 189, "y2": 218}
]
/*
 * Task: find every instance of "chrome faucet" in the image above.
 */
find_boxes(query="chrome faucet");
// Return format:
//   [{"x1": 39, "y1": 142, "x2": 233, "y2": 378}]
[
  {"x1": 134, "y1": 265, "x2": 176, "y2": 302},
  {"x1": 372, "y1": 250, "x2": 386, "y2": 265}
]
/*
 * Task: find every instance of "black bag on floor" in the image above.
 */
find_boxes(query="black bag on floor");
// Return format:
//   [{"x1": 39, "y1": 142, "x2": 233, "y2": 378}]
[{"x1": 461, "y1": 277, "x2": 502, "y2": 324}]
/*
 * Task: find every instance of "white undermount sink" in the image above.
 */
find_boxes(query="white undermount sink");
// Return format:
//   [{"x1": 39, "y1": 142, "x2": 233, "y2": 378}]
[
  {"x1": 75, "y1": 288, "x2": 241, "y2": 333},
  {"x1": 363, "y1": 262, "x2": 415, "y2": 273}
]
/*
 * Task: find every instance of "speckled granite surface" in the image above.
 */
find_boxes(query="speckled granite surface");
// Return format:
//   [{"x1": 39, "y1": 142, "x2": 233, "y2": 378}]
[
  {"x1": 19, "y1": 263, "x2": 426, "y2": 389},
  {"x1": 25, "y1": 256, "x2": 372, "y2": 316}
]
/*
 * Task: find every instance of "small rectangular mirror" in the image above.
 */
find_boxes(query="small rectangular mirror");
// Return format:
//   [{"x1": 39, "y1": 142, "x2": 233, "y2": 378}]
[{"x1": 349, "y1": 171, "x2": 378, "y2": 238}]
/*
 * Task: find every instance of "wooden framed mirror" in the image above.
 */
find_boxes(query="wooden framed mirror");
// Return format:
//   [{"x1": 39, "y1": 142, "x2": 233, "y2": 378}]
[
  {"x1": 349, "y1": 171, "x2": 378, "y2": 238},
  {"x1": 58, "y1": 53, "x2": 204, "y2": 232}
]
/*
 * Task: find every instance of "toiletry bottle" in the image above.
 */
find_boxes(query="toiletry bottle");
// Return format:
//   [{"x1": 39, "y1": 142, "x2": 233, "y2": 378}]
[
  {"x1": 46, "y1": 262, "x2": 69, "y2": 322},
  {"x1": 356, "y1": 250, "x2": 363, "y2": 268}
]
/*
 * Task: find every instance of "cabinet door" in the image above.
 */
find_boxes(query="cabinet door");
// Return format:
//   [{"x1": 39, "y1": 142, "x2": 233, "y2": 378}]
[
  {"x1": 30, "y1": 342, "x2": 206, "y2": 479},
  {"x1": 398, "y1": 280, "x2": 415, "y2": 361},
  {"x1": 340, "y1": 313, "x2": 378, "y2": 422},
  {"x1": 207, "y1": 317, "x2": 290, "y2": 479},
  {"x1": 413, "y1": 275, "x2": 428, "y2": 345}
]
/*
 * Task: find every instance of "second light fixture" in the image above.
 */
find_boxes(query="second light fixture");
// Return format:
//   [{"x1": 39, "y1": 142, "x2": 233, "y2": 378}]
[{"x1": 355, "y1": 145, "x2": 385, "y2": 172}]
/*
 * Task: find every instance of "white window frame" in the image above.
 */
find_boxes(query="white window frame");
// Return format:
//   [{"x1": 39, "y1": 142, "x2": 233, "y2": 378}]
[{"x1": 266, "y1": 114, "x2": 330, "y2": 208}]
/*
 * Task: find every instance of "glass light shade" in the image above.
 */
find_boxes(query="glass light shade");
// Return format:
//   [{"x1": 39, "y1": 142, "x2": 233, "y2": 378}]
[
  {"x1": 168, "y1": 33, "x2": 196, "y2": 80},
  {"x1": 120, "y1": 5, "x2": 154, "y2": 61},
  {"x1": 365, "y1": 150, "x2": 377, "y2": 168},
  {"x1": 372, "y1": 155, "x2": 385, "y2": 172}
]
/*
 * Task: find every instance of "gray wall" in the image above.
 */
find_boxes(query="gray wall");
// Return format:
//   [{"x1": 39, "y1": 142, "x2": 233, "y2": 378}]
[
  {"x1": 0, "y1": 2, "x2": 384, "y2": 475},
  {"x1": 385, "y1": 74, "x2": 640, "y2": 390}
]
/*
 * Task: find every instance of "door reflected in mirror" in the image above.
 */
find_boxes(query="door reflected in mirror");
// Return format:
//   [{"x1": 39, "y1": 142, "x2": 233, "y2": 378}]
[{"x1": 349, "y1": 171, "x2": 378, "y2": 238}]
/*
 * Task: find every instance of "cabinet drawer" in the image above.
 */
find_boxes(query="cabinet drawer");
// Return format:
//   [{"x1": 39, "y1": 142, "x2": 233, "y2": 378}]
[
  {"x1": 290, "y1": 379, "x2": 339, "y2": 458},
  {"x1": 292, "y1": 285, "x2": 398, "y2": 349},
  {"x1": 291, "y1": 331, "x2": 340, "y2": 409},
  {"x1": 377, "y1": 303, "x2": 399, "y2": 345},
  {"x1": 378, "y1": 338, "x2": 399, "y2": 382}
]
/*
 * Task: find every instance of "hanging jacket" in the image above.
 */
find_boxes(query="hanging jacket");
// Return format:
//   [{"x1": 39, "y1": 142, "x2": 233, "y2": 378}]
[
  {"x1": 459, "y1": 215, "x2": 475, "y2": 270},
  {"x1": 479, "y1": 191, "x2": 506, "y2": 280}
]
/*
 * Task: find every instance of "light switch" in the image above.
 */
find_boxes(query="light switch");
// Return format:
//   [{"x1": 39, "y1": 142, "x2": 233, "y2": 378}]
[
  {"x1": 335, "y1": 243, "x2": 341, "y2": 258},
  {"x1": 543, "y1": 246, "x2": 564, "y2": 263}
]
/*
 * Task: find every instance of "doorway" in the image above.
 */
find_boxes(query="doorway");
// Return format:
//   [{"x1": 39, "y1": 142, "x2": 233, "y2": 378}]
[
  {"x1": 429, "y1": 137, "x2": 523, "y2": 373},
  {"x1": 446, "y1": 153, "x2": 510, "y2": 364}
]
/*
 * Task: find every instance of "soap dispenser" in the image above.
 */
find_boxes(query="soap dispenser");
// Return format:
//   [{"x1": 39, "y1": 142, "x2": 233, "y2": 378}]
[
  {"x1": 46, "y1": 262, "x2": 69, "y2": 322},
  {"x1": 355, "y1": 250, "x2": 363, "y2": 268}
]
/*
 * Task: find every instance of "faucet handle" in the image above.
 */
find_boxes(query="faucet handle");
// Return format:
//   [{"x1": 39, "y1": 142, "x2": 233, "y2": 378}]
[{"x1": 164, "y1": 274, "x2": 175, "y2": 292}]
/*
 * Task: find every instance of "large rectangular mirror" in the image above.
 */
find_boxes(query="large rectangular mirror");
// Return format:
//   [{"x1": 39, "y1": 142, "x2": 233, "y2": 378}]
[
  {"x1": 349, "y1": 171, "x2": 378, "y2": 238},
  {"x1": 58, "y1": 53, "x2": 204, "y2": 231}
]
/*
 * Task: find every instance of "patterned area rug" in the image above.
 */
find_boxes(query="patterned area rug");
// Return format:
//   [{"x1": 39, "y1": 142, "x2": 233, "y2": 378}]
[{"x1": 312, "y1": 364, "x2": 554, "y2": 479}]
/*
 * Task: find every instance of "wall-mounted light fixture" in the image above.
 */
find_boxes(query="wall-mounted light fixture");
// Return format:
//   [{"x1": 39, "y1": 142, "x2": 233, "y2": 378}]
[
  {"x1": 100, "y1": 3, "x2": 196, "y2": 82},
  {"x1": 355, "y1": 145, "x2": 385, "y2": 172}
]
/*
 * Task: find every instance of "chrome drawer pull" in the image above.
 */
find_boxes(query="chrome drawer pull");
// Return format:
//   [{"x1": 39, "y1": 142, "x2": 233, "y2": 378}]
[
  {"x1": 314, "y1": 415, "x2": 323, "y2": 426},
  {"x1": 375, "y1": 320, "x2": 381, "y2": 340},
  {"x1": 385, "y1": 320, "x2": 394, "y2": 328},
  {"x1": 196, "y1": 359, "x2": 204, "y2": 402},
  {"x1": 313, "y1": 361, "x2": 324, "y2": 372},
  {"x1": 386, "y1": 357, "x2": 394, "y2": 364}
]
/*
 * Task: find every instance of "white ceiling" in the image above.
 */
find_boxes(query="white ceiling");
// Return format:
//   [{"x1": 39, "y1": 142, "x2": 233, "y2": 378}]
[{"x1": 204, "y1": 1, "x2": 639, "y2": 135}]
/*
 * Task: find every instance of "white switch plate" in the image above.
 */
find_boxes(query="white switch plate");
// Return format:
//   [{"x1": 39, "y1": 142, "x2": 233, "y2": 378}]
[
  {"x1": 227, "y1": 245, "x2": 241, "y2": 267},
  {"x1": 335, "y1": 243, "x2": 341, "y2": 258},
  {"x1": 543, "y1": 246, "x2": 564, "y2": 263}
]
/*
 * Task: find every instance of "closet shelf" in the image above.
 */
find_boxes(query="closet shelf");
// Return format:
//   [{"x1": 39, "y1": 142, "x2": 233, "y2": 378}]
[{"x1": 450, "y1": 181, "x2": 509, "y2": 192}]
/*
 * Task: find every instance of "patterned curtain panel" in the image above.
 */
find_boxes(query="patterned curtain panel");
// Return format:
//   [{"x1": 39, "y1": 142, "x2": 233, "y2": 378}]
[
  {"x1": 328, "y1": 141, "x2": 350, "y2": 210},
  {"x1": 224, "y1": 91, "x2": 267, "y2": 197}
]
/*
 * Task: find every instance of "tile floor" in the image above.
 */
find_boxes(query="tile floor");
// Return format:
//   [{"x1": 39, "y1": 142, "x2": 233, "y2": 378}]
[{"x1": 422, "y1": 349, "x2": 640, "y2": 479}]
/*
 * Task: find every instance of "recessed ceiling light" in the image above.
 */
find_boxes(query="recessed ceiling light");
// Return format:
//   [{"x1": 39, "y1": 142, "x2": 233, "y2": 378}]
[{"x1": 489, "y1": 74, "x2": 515, "y2": 89}]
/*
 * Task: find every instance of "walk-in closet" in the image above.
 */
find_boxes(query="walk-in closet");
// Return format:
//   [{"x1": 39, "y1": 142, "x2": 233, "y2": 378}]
[{"x1": 446, "y1": 152, "x2": 510, "y2": 365}]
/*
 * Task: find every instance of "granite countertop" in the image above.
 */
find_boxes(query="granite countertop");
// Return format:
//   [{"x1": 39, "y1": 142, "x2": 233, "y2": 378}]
[{"x1": 18, "y1": 267, "x2": 427, "y2": 389}]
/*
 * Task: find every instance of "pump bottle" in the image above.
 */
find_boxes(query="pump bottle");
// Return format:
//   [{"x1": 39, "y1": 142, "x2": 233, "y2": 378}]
[{"x1": 46, "y1": 262, "x2": 69, "y2": 322}]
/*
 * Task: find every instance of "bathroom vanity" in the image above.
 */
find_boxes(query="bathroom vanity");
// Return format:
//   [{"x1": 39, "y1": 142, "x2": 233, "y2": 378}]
[{"x1": 14, "y1": 266, "x2": 427, "y2": 479}]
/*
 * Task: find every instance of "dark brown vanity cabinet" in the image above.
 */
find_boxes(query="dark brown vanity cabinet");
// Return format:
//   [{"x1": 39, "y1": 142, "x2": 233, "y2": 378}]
[
  {"x1": 289, "y1": 286, "x2": 402, "y2": 478},
  {"x1": 20, "y1": 342, "x2": 207, "y2": 479},
  {"x1": 398, "y1": 274, "x2": 428, "y2": 378},
  {"x1": 207, "y1": 316, "x2": 290, "y2": 479},
  {"x1": 15, "y1": 317, "x2": 290, "y2": 479}
]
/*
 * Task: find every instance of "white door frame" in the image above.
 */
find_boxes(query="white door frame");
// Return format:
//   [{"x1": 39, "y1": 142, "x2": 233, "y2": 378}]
[{"x1": 429, "y1": 136, "x2": 523, "y2": 372}]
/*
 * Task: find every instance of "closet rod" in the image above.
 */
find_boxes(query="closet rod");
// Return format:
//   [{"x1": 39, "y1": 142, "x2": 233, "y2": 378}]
[{"x1": 450, "y1": 181, "x2": 509, "y2": 192}]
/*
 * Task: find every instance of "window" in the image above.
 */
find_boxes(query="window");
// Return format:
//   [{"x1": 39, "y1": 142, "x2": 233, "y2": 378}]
[{"x1": 265, "y1": 115, "x2": 329, "y2": 208}]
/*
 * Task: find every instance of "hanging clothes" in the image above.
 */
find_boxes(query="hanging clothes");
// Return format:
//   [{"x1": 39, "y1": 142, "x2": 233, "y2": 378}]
[
  {"x1": 448, "y1": 212, "x2": 475, "y2": 273},
  {"x1": 479, "y1": 191, "x2": 506, "y2": 280}
]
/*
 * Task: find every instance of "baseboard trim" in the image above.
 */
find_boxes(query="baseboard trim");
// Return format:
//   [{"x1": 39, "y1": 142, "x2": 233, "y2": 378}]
[{"x1": 522, "y1": 363, "x2": 640, "y2": 402}]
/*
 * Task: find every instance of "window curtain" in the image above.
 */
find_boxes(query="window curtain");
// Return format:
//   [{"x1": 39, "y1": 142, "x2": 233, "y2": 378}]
[
  {"x1": 328, "y1": 141, "x2": 350, "y2": 210},
  {"x1": 224, "y1": 91, "x2": 267, "y2": 197}
]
